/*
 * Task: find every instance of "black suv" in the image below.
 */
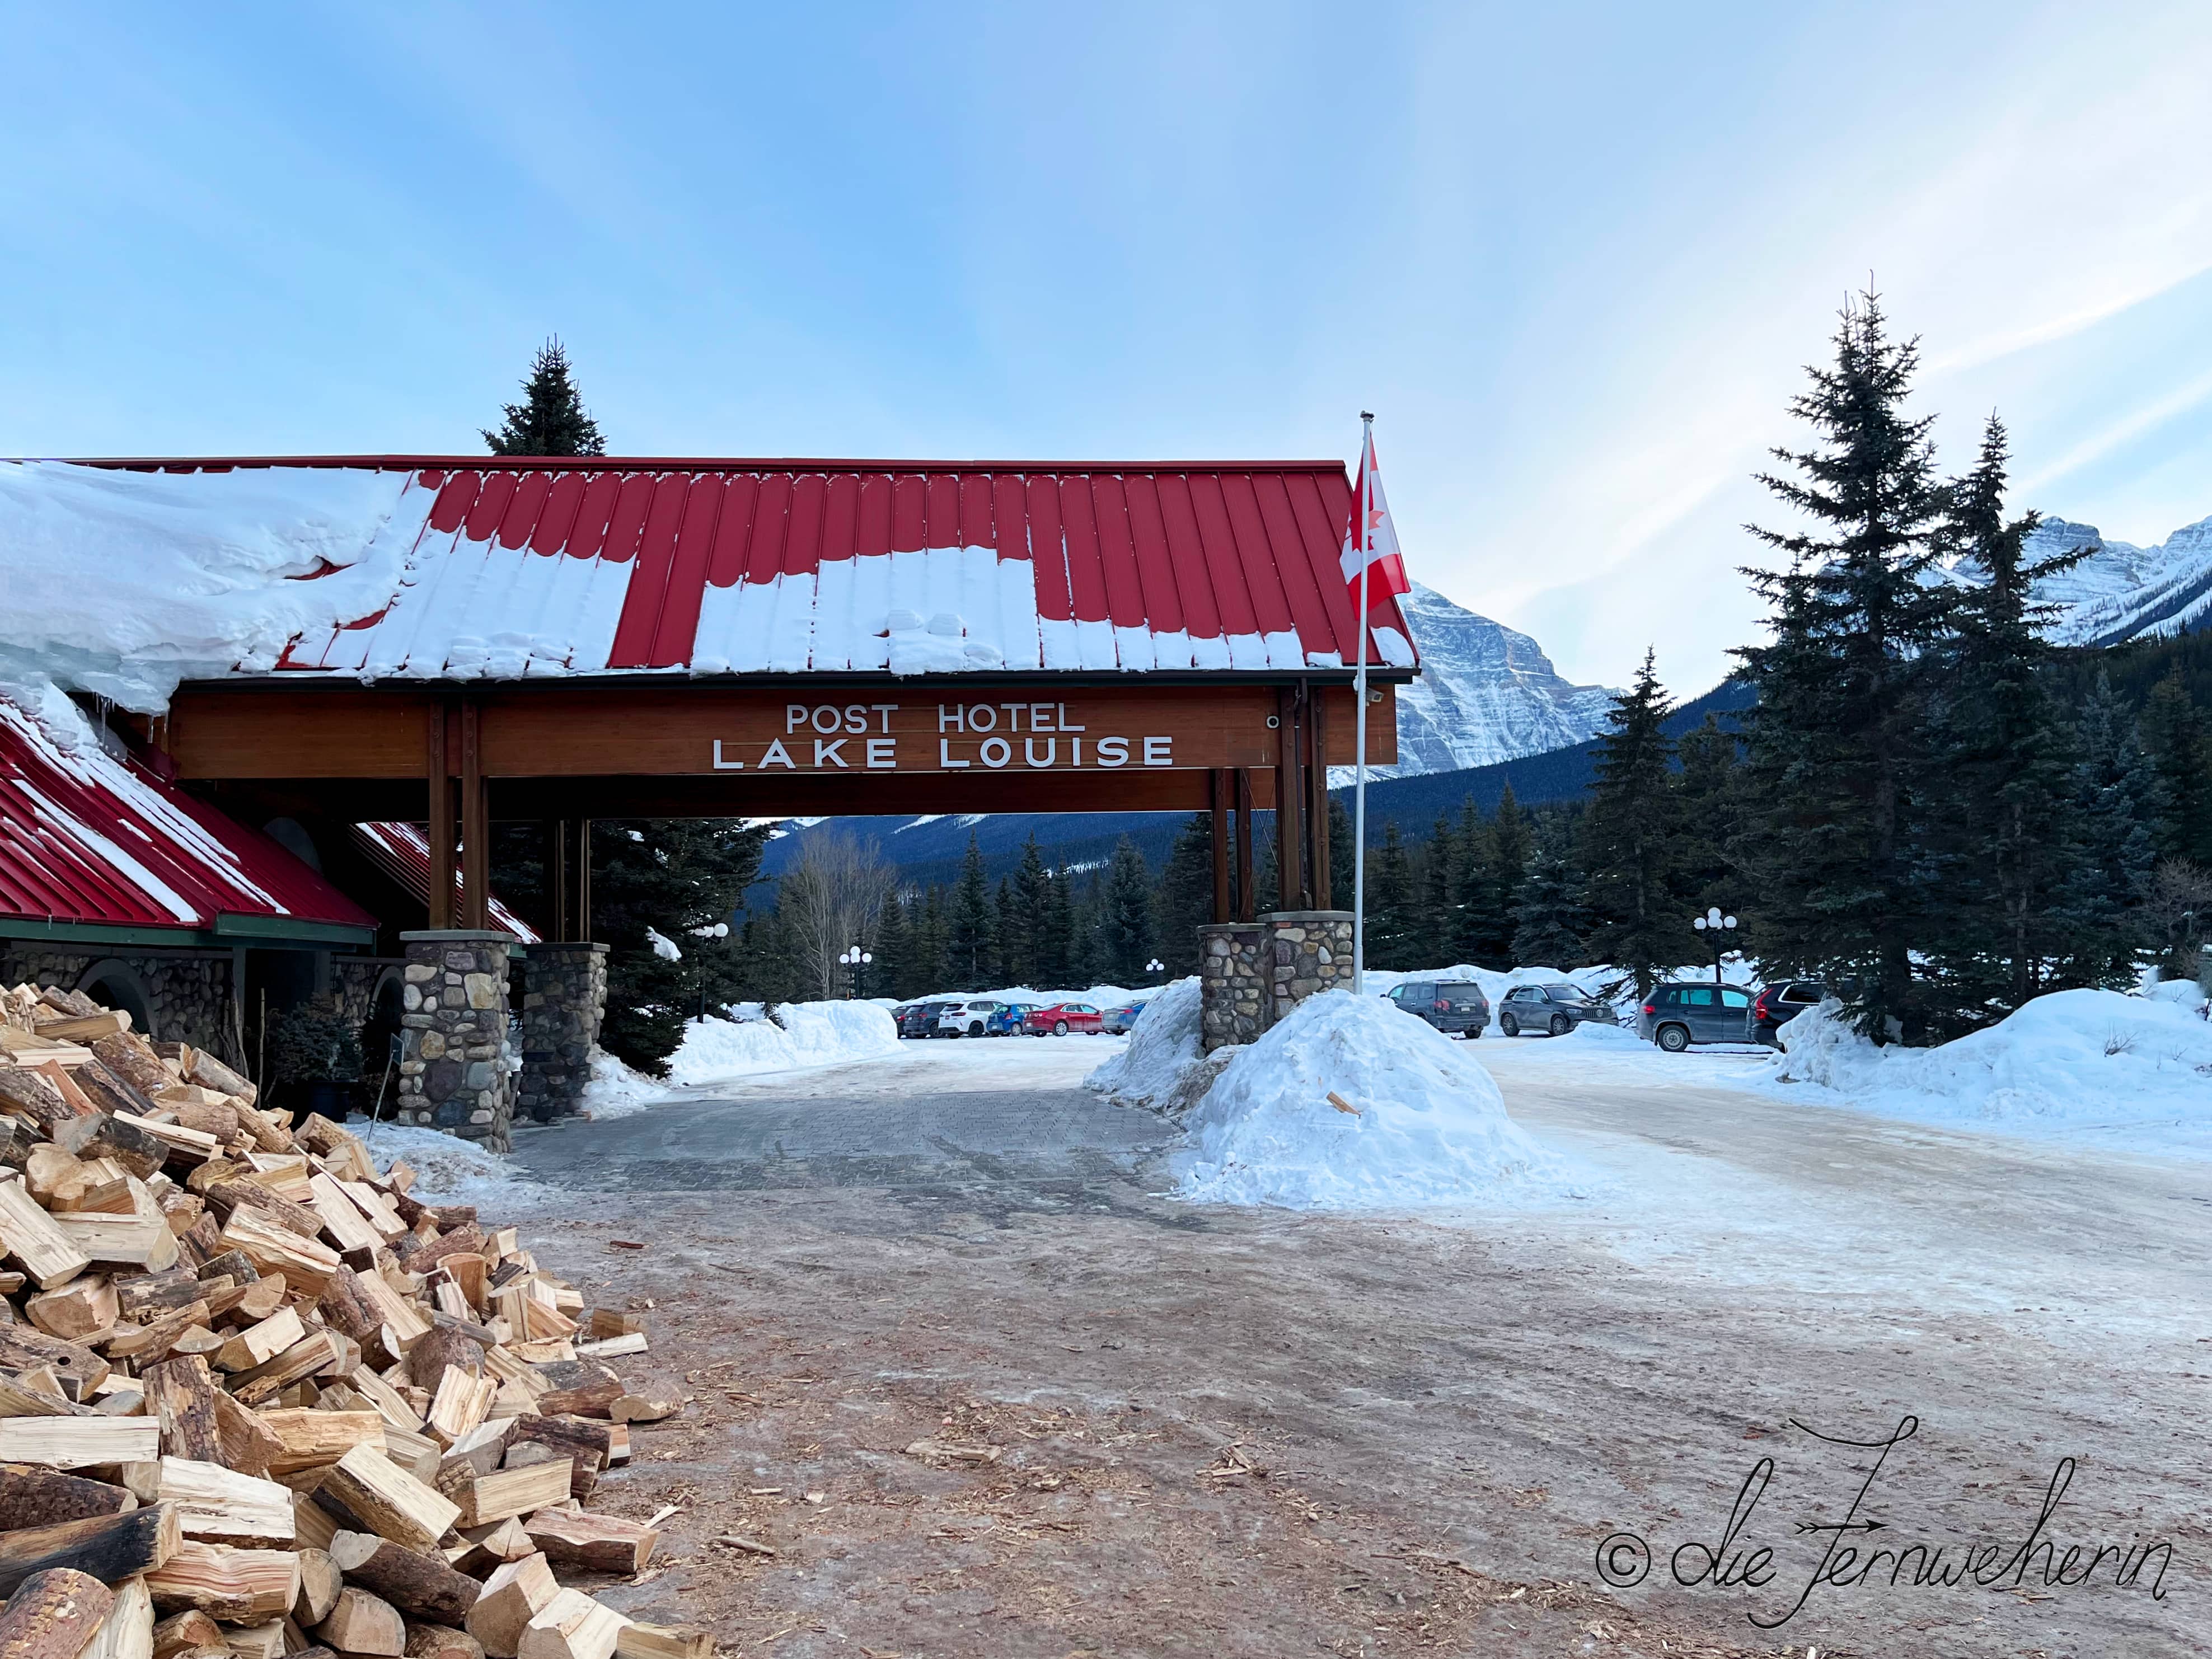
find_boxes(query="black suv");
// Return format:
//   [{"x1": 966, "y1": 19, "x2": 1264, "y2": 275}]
[
  {"x1": 896, "y1": 1000, "x2": 957, "y2": 1039},
  {"x1": 1383, "y1": 979, "x2": 1489, "y2": 1038},
  {"x1": 1752, "y1": 981, "x2": 1829, "y2": 1046},
  {"x1": 1497, "y1": 983, "x2": 1617, "y2": 1037},
  {"x1": 1637, "y1": 983, "x2": 1755, "y2": 1051}
]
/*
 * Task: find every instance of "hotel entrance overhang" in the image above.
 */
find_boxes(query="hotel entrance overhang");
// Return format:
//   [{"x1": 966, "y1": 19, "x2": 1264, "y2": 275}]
[{"x1": 93, "y1": 455, "x2": 1418, "y2": 922}]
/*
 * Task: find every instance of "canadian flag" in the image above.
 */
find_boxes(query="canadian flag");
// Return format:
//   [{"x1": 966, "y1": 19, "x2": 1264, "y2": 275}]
[{"x1": 1341, "y1": 425, "x2": 1410, "y2": 615}]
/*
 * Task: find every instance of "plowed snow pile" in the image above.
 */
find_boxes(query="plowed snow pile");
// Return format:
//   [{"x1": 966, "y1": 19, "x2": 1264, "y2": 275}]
[
  {"x1": 1774, "y1": 988, "x2": 2212, "y2": 1138},
  {"x1": 1173, "y1": 990, "x2": 1569, "y2": 1208},
  {"x1": 1086, "y1": 976, "x2": 1202, "y2": 1108},
  {"x1": 667, "y1": 998, "x2": 901, "y2": 1085}
]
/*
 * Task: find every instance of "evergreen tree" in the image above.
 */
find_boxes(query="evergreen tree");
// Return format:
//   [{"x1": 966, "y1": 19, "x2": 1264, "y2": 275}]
[
  {"x1": 1097, "y1": 836, "x2": 1156, "y2": 984},
  {"x1": 1512, "y1": 823, "x2": 1589, "y2": 968},
  {"x1": 1009, "y1": 834, "x2": 1051, "y2": 983},
  {"x1": 2054, "y1": 673, "x2": 2157, "y2": 986},
  {"x1": 912, "y1": 885, "x2": 950, "y2": 994},
  {"x1": 584, "y1": 818, "x2": 767, "y2": 1073},
  {"x1": 1418, "y1": 813, "x2": 1456, "y2": 934},
  {"x1": 1367, "y1": 821, "x2": 1419, "y2": 967},
  {"x1": 1327, "y1": 798, "x2": 1356, "y2": 913},
  {"x1": 1037, "y1": 865, "x2": 1075, "y2": 988},
  {"x1": 873, "y1": 890, "x2": 913, "y2": 999},
  {"x1": 1580, "y1": 652, "x2": 1684, "y2": 993},
  {"x1": 1447, "y1": 798, "x2": 1494, "y2": 964},
  {"x1": 1154, "y1": 814, "x2": 1216, "y2": 976},
  {"x1": 1735, "y1": 293, "x2": 1955, "y2": 1040},
  {"x1": 2139, "y1": 671, "x2": 2212, "y2": 865},
  {"x1": 1672, "y1": 716, "x2": 1742, "y2": 916},
  {"x1": 483, "y1": 338, "x2": 606, "y2": 456},
  {"x1": 992, "y1": 877, "x2": 1018, "y2": 985},
  {"x1": 1920, "y1": 415, "x2": 2082, "y2": 1026},
  {"x1": 948, "y1": 834, "x2": 995, "y2": 988}
]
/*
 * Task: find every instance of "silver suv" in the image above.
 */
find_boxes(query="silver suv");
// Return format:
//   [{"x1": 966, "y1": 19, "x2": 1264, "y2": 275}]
[
  {"x1": 1497, "y1": 983, "x2": 1617, "y2": 1037},
  {"x1": 1382, "y1": 980, "x2": 1489, "y2": 1038},
  {"x1": 934, "y1": 999, "x2": 1004, "y2": 1038}
]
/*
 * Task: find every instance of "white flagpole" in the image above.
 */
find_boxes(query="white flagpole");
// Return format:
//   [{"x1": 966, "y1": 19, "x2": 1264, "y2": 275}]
[{"x1": 1353, "y1": 412, "x2": 1374, "y2": 996}]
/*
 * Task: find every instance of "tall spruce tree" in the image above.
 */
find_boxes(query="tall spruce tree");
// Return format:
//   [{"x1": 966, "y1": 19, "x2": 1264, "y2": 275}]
[
  {"x1": 1037, "y1": 865, "x2": 1075, "y2": 988},
  {"x1": 1154, "y1": 814, "x2": 1216, "y2": 976},
  {"x1": 1513, "y1": 822, "x2": 1589, "y2": 968},
  {"x1": 2139, "y1": 671, "x2": 2212, "y2": 865},
  {"x1": 1009, "y1": 834, "x2": 1052, "y2": 983},
  {"x1": 912, "y1": 885, "x2": 950, "y2": 993},
  {"x1": 1448, "y1": 799, "x2": 1493, "y2": 964},
  {"x1": 2055, "y1": 673, "x2": 2157, "y2": 986},
  {"x1": 484, "y1": 339, "x2": 606, "y2": 456},
  {"x1": 1098, "y1": 836, "x2": 1157, "y2": 984},
  {"x1": 1367, "y1": 821, "x2": 1419, "y2": 967},
  {"x1": 1580, "y1": 652, "x2": 1683, "y2": 993},
  {"x1": 873, "y1": 890, "x2": 912, "y2": 998},
  {"x1": 1735, "y1": 293, "x2": 1955, "y2": 1041},
  {"x1": 1920, "y1": 415, "x2": 2081, "y2": 1026},
  {"x1": 948, "y1": 835, "x2": 995, "y2": 988}
]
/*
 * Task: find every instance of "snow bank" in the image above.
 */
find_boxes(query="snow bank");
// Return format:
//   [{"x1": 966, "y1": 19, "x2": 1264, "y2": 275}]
[
  {"x1": 346, "y1": 1121, "x2": 524, "y2": 1202},
  {"x1": 1086, "y1": 977, "x2": 1202, "y2": 1109},
  {"x1": 0, "y1": 463, "x2": 419, "y2": 735},
  {"x1": 1174, "y1": 990, "x2": 1568, "y2": 1209},
  {"x1": 1773, "y1": 990, "x2": 2212, "y2": 1135},
  {"x1": 666, "y1": 1000, "x2": 899, "y2": 1085},
  {"x1": 579, "y1": 1048, "x2": 676, "y2": 1119},
  {"x1": 908, "y1": 980, "x2": 1168, "y2": 1007}
]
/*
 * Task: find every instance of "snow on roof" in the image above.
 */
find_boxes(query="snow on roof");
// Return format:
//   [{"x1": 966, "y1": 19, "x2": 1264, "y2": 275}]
[
  {"x1": 12, "y1": 458, "x2": 1418, "y2": 691},
  {"x1": 0, "y1": 696, "x2": 379, "y2": 938}
]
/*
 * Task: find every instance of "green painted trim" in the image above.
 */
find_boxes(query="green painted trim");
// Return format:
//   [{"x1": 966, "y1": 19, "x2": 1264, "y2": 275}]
[
  {"x1": 0, "y1": 920, "x2": 224, "y2": 950},
  {"x1": 212, "y1": 912, "x2": 378, "y2": 947}
]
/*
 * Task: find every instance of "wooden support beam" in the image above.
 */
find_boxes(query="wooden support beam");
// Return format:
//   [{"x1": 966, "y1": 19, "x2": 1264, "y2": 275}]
[
  {"x1": 543, "y1": 823, "x2": 569, "y2": 945},
  {"x1": 426, "y1": 701, "x2": 454, "y2": 931},
  {"x1": 1306, "y1": 681, "x2": 1331, "y2": 910},
  {"x1": 1274, "y1": 687, "x2": 1302, "y2": 913},
  {"x1": 1208, "y1": 770, "x2": 1230, "y2": 925},
  {"x1": 1234, "y1": 767, "x2": 1255, "y2": 922},
  {"x1": 460, "y1": 701, "x2": 488, "y2": 932},
  {"x1": 571, "y1": 820, "x2": 591, "y2": 942}
]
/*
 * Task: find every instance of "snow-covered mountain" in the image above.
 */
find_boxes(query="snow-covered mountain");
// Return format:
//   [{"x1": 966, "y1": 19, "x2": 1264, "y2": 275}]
[
  {"x1": 2022, "y1": 513, "x2": 2212, "y2": 646},
  {"x1": 1342, "y1": 582, "x2": 1620, "y2": 782}
]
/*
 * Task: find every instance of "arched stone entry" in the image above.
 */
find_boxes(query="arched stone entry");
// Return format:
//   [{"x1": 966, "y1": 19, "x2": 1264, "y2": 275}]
[{"x1": 75, "y1": 958, "x2": 156, "y2": 1040}]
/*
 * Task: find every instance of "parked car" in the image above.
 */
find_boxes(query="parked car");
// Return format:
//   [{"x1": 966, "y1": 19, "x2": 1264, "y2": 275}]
[
  {"x1": 1382, "y1": 978, "x2": 1489, "y2": 1038},
  {"x1": 1025, "y1": 1001, "x2": 1104, "y2": 1035},
  {"x1": 897, "y1": 1000, "x2": 956, "y2": 1039},
  {"x1": 935, "y1": 999, "x2": 1007, "y2": 1038},
  {"x1": 1100, "y1": 1002, "x2": 1146, "y2": 1035},
  {"x1": 1753, "y1": 981, "x2": 1830, "y2": 1046},
  {"x1": 1637, "y1": 983, "x2": 1755, "y2": 1051},
  {"x1": 1497, "y1": 983, "x2": 1617, "y2": 1037},
  {"x1": 985, "y1": 1002, "x2": 1037, "y2": 1037}
]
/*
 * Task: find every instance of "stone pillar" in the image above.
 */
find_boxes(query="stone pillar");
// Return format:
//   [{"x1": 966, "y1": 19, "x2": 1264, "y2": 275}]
[
  {"x1": 1199, "y1": 921, "x2": 1267, "y2": 1052},
  {"x1": 395, "y1": 930, "x2": 517, "y2": 1151},
  {"x1": 1197, "y1": 910, "x2": 1358, "y2": 1052},
  {"x1": 517, "y1": 943, "x2": 607, "y2": 1124}
]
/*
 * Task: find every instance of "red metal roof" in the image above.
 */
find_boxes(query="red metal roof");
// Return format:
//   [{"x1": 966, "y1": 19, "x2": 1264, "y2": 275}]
[
  {"x1": 66, "y1": 458, "x2": 1418, "y2": 679},
  {"x1": 0, "y1": 699, "x2": 378, "y2": 940},
  {"x1": 349, "y1": 823, "x2": 539, "y2": 944}
]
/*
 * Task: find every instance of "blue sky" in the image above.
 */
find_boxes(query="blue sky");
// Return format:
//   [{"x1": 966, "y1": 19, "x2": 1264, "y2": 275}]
[{"x1": 4, "y1": 2, "x2": 2210, "y2": 692}]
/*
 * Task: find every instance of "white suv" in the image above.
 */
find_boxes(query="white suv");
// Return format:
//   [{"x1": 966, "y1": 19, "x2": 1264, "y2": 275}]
[{"x1": 935, "y1": 1000, "x2": 1000, "y2": 1038}]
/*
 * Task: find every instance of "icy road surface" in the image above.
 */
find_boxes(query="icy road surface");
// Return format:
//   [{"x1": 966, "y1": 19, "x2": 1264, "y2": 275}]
[{"x1": 499, "y1": 1029, "x2": 2210, "y2": 1657}]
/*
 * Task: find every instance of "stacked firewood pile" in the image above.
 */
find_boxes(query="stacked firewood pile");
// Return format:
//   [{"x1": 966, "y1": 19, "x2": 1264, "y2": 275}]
[{"x1": 0, "y1": 982, "x2": 701, "y2": 1659}]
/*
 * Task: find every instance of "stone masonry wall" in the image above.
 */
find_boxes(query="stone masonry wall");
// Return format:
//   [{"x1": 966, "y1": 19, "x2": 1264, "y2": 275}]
[
  {"x1": 1197, "y1": 910, "x2": 1357, "y2": 1052},
  {"x1": 1, "y1": 945, "x2": 237, "y2": 1058},
  {"x1": 517, "y1": 943, "x2": 607, "y2": 1123},
  {"x1": 394, "y1": 930, "x2": 516, "y2": 1150}
]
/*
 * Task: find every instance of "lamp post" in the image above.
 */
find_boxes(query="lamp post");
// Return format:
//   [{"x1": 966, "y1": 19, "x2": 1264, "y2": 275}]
[
  {"x1": 838, "y1": 945, "x2": 873, "y2": 1000},
  {"x1": 1690, "y1": 906, "x2": 1737, "y2": 986},
  {"x1": 697, "y1": 921, "x2": 729, "y2": 1021},
  {"x1": 1145, "y1": 958, "x2": 1164, "y2": 978}
]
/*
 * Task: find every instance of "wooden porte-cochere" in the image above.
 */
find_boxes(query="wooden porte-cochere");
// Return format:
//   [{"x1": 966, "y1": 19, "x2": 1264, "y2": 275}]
[{"x1": 158, "y1": 673, "x2": 1402, "y2": 931}]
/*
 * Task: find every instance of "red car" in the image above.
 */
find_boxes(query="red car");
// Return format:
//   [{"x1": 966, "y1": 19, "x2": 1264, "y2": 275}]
[{"x1": 1024, "y1": 1001, "x2": 1104, "y2": 1035}]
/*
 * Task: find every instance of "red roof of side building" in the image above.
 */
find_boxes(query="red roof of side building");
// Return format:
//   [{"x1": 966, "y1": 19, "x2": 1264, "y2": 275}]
[
  {"x1": 349, "y1": 823, "x2": 539, "y2": 945},
  {"x1": 0, "y1": 698, "x2": 378, "y2": 945},
  {"x1": 74, "y1": 457, "x2": 1419, "y2": 679}
]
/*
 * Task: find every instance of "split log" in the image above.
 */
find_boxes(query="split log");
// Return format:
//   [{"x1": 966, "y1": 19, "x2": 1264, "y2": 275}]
[
  {"x1": 440, "y1": 1463, "x2": 570, "y2": 1530},
  {"x1": 290, "y1": 1493, "x2": 336, "y2": 1554},
  {"x1": 24, "y1": 1280, "x2": 115, "y2": 1344},
  {"x1": 143, "y1": 1539, "x2": 301, "y2": 1621},
  {"x1": 0, "y1": 1465, "x2": 132, "y2": 1531},
  {"x1": 213, "y1": 1307, "x2": 303, "y2": 1374},
  {"x1": 606, "y1": 1396, "x2": 678, "y2": 1426},
  {"x1": 228, "y1": 1330, "x2": 345, "y2": 1407},
  {"x1": 111, "y1": 1270, "x2": 201, "y2": 1323},
  {"x1": 447, "y1": 1520, "x2": 531, "y2": 1576},
  {"x1": 208, "y1": 1391, "x2": 282, "y2": 1480},
  {"x1": 81, "y1": 1117, "x2": 168, "y2": 1185},
  {"x1": 78, "y1": 1573, "x2": 151, "y2": 1659},
  {"x1": 180, "y1": 1053, "x2": 251, "y2": 1108},
  {"x1": 203, "y1": 1184, "x2": 318, "y2": 1243},
  {"x1": 313, "y1": 1445, "x2": 458, "y2": 1555},
  {"x1": 214, "y1": 1209, "x2": 338, "y2": 1298},
  {"x1": 293, "y1": 1548, "x2": 341, "y2": 1627},
  {"x1": 528, "y1": 1381, "x2": 619, "y2": 1421},
  {"x1": 103, "y1": 1302, "x2": 210, "y2": 1365},
  {"x1": 462, "y1": 1556, "x2": 557, "y2": 1659},
  {"x1": 424, "y1": 1371, "x2": 496, "y2": 1450},
  {"x1": 515, "y1": 1590, "x2": 623, "y2": 1659},
  {"x1": 148, "y1": 1611, "x2": 219, "y2": 1659},
  {"x1": 0, "y1": 1568, "x2": 115, "y2": 1659},
  {"x1": 140, "y1": 1357, "x2": 221, "y2": 1466},
  {"x1": 50, "y1": 1186, "x2": 175, "y2": 1271},
  {"x1": 519, "y1": 1510, "x2": 656, "y2": 1577},
  {"x1": 326, "y1": 1533, "x2": 481, "y2": 1625},
  {"x1": 0, "y1": 1184, "x2": 91, "y2": 1291},
  {"x1": 0, "y1": 1330, "x2": 107, "y2": 1397},
  {"x1": 406, "y1": 1328, "x2": 482, "y2": 1393},
  {"x1": 85, "y1": 1039, "x2": 166, "y2": 1102},
  {"x1": 611, "y1": 1628, "x2": 709, "y2": 1659},
  {"x1": 201, "y1": 1273, "x2": 283, "y2": 1327},
  {"x1": 405, "y1": 1624, "x2": 484, "y2": 1659},
  {"x1": 314, "y1": 1587, "x2": 405, "y2": 1657},
  {"x1": 0, "y1": 1507, "x2": 179, "y2": 1598},
  {"x1": 220, "y1": 1620, "x2": 283, "y2": 1659},
  {"x1": 316, "y1": 1269, "x2": 383, "y2": 1348},
  {"x1": 0, "y1": 1072, "x2": 99, "y2": 1157},
  {"x1": 256, "y1": 1412, "x2": 383, "y2": 1479},
  {"x1": 0, "y1": 1419, "x2": 157, "y2": 1471},
  {"x1": 133, "y1": 1459, "x2": 290, "y2": 1546}
]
